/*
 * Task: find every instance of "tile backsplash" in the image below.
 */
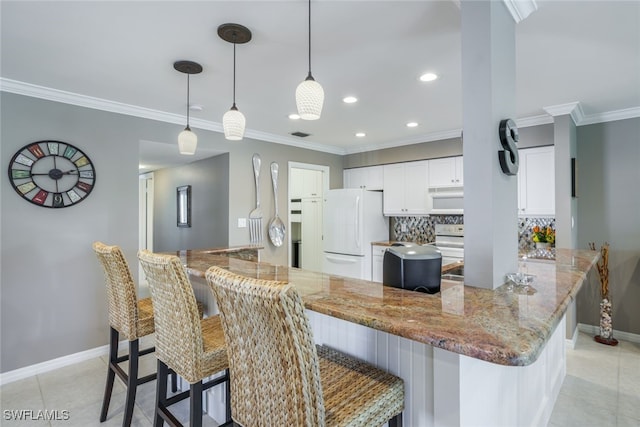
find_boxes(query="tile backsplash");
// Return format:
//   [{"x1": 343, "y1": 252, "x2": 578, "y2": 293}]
[
  {"x1": 392, "y1": 215, "x2": 555, "y2": 251},
  {"x1": 392, "y1": 215, "x2": 463, "y2": 244}
]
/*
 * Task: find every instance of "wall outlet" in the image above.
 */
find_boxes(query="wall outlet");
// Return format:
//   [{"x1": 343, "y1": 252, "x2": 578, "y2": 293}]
[
  {"x1": 401, "y1": 223, "x2": 408, "y2": 233},
  {"x1": 237, "y1": 218, "x2": 247, "y2": 228}
]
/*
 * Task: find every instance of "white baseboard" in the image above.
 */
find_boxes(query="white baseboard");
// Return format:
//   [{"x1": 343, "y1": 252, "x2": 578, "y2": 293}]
[
  {"x1": 0, "y1": 343, "x2": 114, "y2": 386},
  {"x1": 566, "y1": 327, "x2": 579, "y2": 349},
  {"x1": 578, "y1": 323, "x2": 640, "y2": 344}
]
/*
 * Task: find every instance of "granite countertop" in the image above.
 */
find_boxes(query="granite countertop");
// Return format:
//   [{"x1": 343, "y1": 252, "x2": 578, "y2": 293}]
[
  {"x1": 175, "y1": 244, "x2": 263, "y2": 255},
  {"x1": 372, "y1": 240, "x2": 434, "y2": 246},
  {"x1": 176, "y1": 248, "x2": 599, "y2": 367}
]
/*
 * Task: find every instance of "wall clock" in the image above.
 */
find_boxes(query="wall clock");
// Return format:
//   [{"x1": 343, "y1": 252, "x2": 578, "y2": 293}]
[{"x1": 8, "y1": 140, "x2": 96, "y2": 208}]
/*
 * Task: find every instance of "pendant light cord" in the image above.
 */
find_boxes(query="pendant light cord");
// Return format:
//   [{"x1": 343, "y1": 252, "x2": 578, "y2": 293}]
[
  {"x1": 307, "y1": 0, "x2": 312, "y2": 78},
  {"x1": 233, "y1": 40, "x2": 237, "y2": 107},
  {"x1": 186, "y1": 74, "x2": 191, "y2": 129}
]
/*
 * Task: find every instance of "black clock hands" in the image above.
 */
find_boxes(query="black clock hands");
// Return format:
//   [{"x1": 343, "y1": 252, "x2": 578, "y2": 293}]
[{"x1": 30, "y1": 169, "x2": 78, "y2": 177}]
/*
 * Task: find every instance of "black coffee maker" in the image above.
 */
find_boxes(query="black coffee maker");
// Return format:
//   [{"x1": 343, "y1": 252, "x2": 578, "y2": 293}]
[{"x1": 383, "y1": 244, "x2": 442, "y2": 294}]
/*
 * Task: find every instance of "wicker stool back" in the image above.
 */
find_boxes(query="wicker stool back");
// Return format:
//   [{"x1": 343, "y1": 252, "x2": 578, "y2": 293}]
[
  {"x1": 206, "y1": 266, "x2": 404, "y2": 427},
  {"x1": 93, "y1": 241, "x2": 162, "y2": 427},
  {"x1": 138, "y1": 250, "x2": 230, "y2": 427}
]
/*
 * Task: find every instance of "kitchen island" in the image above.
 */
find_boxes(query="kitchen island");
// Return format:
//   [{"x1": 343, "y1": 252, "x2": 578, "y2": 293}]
[{"x1": 175, "y1": 247, "x2": 599, "y2": 426}]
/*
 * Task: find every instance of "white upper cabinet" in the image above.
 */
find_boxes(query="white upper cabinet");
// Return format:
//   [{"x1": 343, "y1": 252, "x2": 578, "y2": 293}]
[
  {"x1": 291, "y1": 168, "x2": 322, "y2": 199},
  {"x1": 383, "y1": 160, "x2": 429, "y2": 216},
  {"x1": 428, "y1": 156, "x2": 463, "y2": 187},
  {"x1": 518, "y1": 146, "x2": 555, "y2": 216},
  {"x1": 343, "y1": 165, "x2": 383, "y2": 190}
]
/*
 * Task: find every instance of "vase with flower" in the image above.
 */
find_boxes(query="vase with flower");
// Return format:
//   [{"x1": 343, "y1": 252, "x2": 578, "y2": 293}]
[{"x1": 532, "y1": 226, "x2": 555, "y2": 249}]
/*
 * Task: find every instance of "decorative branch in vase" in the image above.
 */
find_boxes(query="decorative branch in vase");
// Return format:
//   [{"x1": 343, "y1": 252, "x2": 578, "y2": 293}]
[{"x1": 588, "y1": 242, "x2": 618, "y2": 346}]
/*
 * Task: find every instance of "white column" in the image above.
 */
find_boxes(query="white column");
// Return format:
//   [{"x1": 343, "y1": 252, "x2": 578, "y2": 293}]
[
  {"x1": 543, "y1": 102, "x2": 581, "y2": 250},
  {"x1": 461, "y1": 0, "x2": 518, "y2": 289}
]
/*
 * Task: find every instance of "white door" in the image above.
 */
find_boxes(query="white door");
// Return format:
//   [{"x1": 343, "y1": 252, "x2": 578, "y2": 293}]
[
  {"x1": 301, "y1": 198, "x2": 323, "y2": 271},
  {"x1": 138, "y1": 173, "x2": 153, "y2": 292}
]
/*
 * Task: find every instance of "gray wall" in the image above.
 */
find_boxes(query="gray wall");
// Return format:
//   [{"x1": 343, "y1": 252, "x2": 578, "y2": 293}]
[
  {"x1": 0, "y1": 93, "x2": 343, "y2": 373},
  {"x1": 153, "y1": 154, "x2": 230, "y2": 252},
  {"x1": 343, "y1": 124, "x2": 553, "y2": 168},
  {"x1": 576, "y1": 117, "x2": 640, "y2": 335},
  {"x1": 224, "y1": 140, "x2": 343, "y2": 266},
  {"x1": 1, "y1": 93, "x2": 140, "y2": 372}
]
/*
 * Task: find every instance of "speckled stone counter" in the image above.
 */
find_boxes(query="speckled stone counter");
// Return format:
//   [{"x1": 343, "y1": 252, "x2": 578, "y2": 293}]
[
  {"x1": 177, "y1": 248, "x2": 598, "y2": 367},
  {"x1": 173, "y1": 245, "x2": 262, "y2": 262}
]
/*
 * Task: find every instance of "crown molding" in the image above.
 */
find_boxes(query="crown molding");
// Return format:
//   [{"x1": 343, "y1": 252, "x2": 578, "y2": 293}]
[
  {"x1": 515, "y1": 114, "x2": 554, "y2": 128},
  {"x1": 543, "y1": 102, "x2": 585, "y2": 124},
  {"x1": 502, "y1": 0, "x2": 538, "y2": 23},
  {"x1": 0, "y1": 78, "x2": 345, "y2": 155},
  {"x1": 344, "y1": 129, "x2": 463, "y2": 155},
  {"x1": 3, "y1": 78, "x2": 638, "y2": 157},
  {"x1": 244, "y1": 129, "x2": 345, "y2": 155},
  {"x1": 580, "y1": 106, "x2": 640, "y2": 126}
]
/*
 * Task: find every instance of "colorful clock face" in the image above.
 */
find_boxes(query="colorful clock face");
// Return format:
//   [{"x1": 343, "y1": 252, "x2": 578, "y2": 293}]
[{"x1": 8, "y1": 141, "x2": 96, "y2": 208}]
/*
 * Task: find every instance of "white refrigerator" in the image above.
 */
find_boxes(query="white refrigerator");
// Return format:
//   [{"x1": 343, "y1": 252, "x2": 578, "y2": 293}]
[{"x1": 323, "y1": 188, "x2": 389, "y2": 280}]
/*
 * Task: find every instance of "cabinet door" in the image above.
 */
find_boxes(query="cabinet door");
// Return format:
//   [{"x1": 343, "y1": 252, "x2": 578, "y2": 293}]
[
  {"x1": 404, "y1": 161, "x2": 429, "y2": 214},
  {"x1": 344, "y1": 168, "x2": 367, "y2": 189},
  {"x1": 366, "y1": 165, "x2": 384, "y2": 190},
  {"x1": 383, "y1": 163, "x2": 406, "y2": 215},
  {"x1": 302, "y1": 169, "x2": 323, "y2": 198},
  {"x1": 518, "y1": 147, "x2": 555, "y2": 216},
  {"x1": 344, "y1": 166, "x2": 384, "y2": 190},
  {"x1": 428, "y1": 158, "x2": 457, "y2": 187},
  {"x1": 371, "y1": 245, "x2": 387, "y2": 283},
  {"x1": 290, "y1": 168, "x2": 304, "y2": 199},
  {"x1": 301, "y1": 198, "x2": 323, "y2": 271}
]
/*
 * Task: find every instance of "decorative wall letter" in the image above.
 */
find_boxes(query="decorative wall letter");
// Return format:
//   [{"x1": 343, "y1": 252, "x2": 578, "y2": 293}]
[{"x1": 498, "y1": 118, "x2": 520, "y2": 175}]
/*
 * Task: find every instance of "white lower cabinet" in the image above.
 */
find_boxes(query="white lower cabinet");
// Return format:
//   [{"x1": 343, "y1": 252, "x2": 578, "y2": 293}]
[
  {"x1": 518, "y1": 146, "x2": 555, "y2": 216},
  {"x1": 371, "y1": 245, "x2": 387, "y2": 283}
]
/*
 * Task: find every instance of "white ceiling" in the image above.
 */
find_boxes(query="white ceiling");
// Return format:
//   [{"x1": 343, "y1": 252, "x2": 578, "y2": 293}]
[{"x1": 2, "y1": 1, "x2": 639, "y2": 171}]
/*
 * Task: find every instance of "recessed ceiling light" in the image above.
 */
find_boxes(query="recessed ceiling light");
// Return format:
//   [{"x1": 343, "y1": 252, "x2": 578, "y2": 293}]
[
  {"x1": 288, "y1": 113, "x2": 301, "y2": 120},
  {"x1": 343, "y1": 96, "x2": 358, "y2": 104},
  {"x1": 406, "y1": 122, "x2": 419, "y2": 128},
  {"x1": 355, "y1": 132, "x2": 366, "y2": 137},
  {"x1": 419, "y1": 73, "x2": 438, "y2": 82}
]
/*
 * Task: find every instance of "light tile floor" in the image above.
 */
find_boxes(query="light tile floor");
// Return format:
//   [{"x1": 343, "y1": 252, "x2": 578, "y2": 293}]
[{"x1": 0, "y1": 332, "x2": 638, "y2": 426}]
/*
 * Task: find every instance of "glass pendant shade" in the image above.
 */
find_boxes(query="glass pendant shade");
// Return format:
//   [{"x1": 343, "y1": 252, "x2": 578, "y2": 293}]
[
  {"x1": 296, "y1": 76, "x2": 324, "y2": 120},
  {"x1": 178, "y1": 127, "x2": 198, "y2": 155},
  {"x1": 223, "y1": 106, "x2": 246, "y2": 141}
]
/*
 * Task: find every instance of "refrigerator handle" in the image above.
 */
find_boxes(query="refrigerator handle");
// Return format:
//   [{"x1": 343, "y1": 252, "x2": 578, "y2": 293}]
[
  {"x1": 325, "y1": 254, "x2": 358, "y2": 264},
  {"x1": 355, "y1": 196, "x2": 361, "y2": 249}
]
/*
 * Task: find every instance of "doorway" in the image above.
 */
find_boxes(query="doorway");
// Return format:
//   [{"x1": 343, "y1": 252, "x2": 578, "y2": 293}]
[
  {"x1": 138, "y1": 172, "x2": 153, "y2": 292},
  {"x1": 288, "y1": 162, "x2": 329, "y2": 271}
]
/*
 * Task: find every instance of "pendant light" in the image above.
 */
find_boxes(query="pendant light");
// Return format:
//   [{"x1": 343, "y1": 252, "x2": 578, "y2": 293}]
[
  {"x1": 174, "y1": 60, "x2": 202, "y2": 155},
  {"x1": 296, "y1": 0, "x2": 324, "y2": 120},
  {"x1": 219, "y1": 23, "x2": 252, "y2": 141}
]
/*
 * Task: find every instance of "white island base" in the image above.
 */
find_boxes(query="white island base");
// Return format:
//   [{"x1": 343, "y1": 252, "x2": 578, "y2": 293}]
[
  {"x1": 306, "y1": 311, "x2": 566, "y2": 427},
  {"x1": 190, "y1": 275, "x2": 566, "y2": 427}
]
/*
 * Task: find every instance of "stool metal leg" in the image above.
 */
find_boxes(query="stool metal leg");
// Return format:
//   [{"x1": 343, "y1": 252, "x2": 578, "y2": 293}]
[
  {"x1": 154, "y1": 360, "x2": 169, "y2": 427},
  {"x1": 189, "y1": 381, "x2": 203, "y2": 427},
  {"x1": 389, "y1": 412, "x2": 403, "y2": 427},
  {"x1": 123, "y1": 339, "x2": 140, "y2": 427},
  {"x1": 100, "y1": 327, "x2": 119, "y2": 422}
]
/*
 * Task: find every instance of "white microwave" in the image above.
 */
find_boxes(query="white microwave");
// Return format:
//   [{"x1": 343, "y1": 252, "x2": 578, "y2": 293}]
[{"x1": 429, "y1": 189, "x2": 464, "y2": 214}]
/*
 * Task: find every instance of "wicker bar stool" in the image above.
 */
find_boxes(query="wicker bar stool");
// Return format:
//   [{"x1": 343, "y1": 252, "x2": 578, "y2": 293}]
[
  {"x1": 137, "y1": 250, "x2": 230, "y2": 427},
  {"x1": 205, "y1": 266, "x2": 405, "y2": 427},
  {"x1": 93, "y1": 241, "x2": 181, "y2": 427}
]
